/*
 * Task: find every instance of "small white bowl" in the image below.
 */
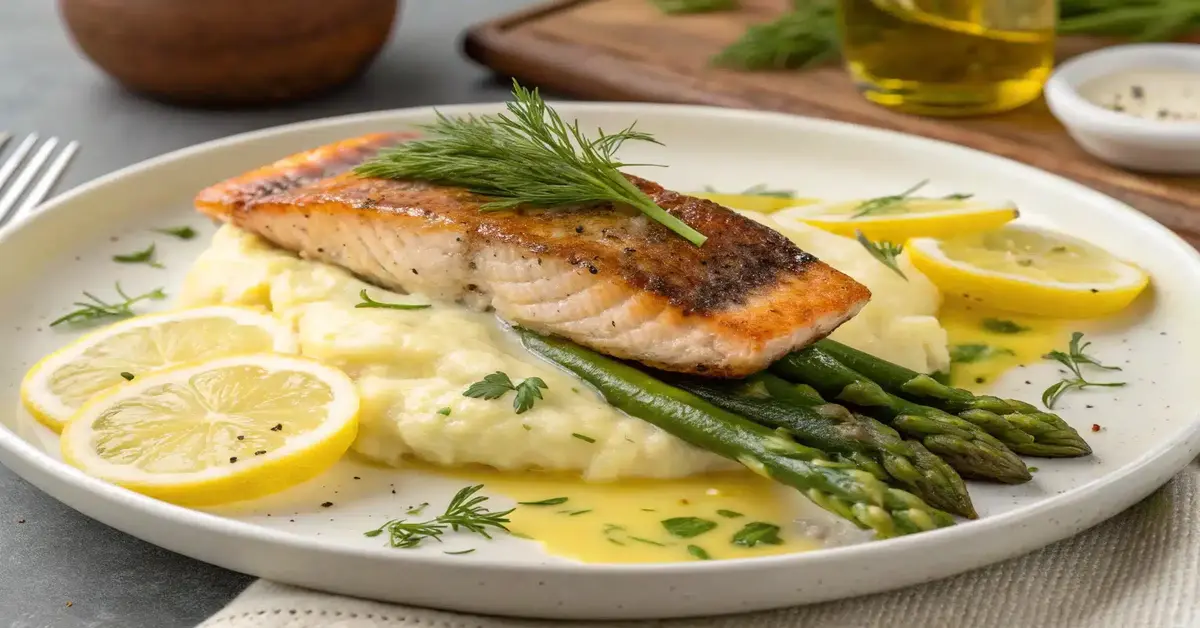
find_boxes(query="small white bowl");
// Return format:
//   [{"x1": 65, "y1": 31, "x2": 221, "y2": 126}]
[{"x1": 1045, "y1": 44, "x2": 1200, "y2": 174}]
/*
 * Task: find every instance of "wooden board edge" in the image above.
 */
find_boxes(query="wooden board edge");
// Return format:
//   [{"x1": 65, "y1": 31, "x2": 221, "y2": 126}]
[{"x1": 462, "y1": 0, "x2": 592, "y2": 73}]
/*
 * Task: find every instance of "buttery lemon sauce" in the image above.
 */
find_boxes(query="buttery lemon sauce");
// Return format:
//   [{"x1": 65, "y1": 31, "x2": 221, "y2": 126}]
[
  {"x1": 438, "y1": 465, "x2": 818, "y2": 563},
  {"x1": 938, "y1": 303, "x2": 1065, "y2": 391}
]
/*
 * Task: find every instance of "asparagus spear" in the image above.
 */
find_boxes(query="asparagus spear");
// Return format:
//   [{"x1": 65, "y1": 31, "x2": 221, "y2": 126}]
[
  {"x1": 773, "y1": 347, "x2": 1031, "y2": 484},
  {"x1": 815, "y1": 339, "x2": 1092, "y2": 457},
  {"x1": 667, "y1": 373, "x2": 977, "y2": 518},
  {"x1": 519, "y1": 330, "x2": 956, "y2": 537}
]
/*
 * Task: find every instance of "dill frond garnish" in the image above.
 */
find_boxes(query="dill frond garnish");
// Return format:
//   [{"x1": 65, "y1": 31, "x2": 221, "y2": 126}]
[
  {"x1": 363, "y1": 485, "x2": 513, "y2": 549},
  {"x1": 1041, "y1": 332, "x2": 1125, "y2": 408},
  {"x1": 50, "y1": 283, "x2": 167, "y2": 327},
  {"x1": 355, "y1": 81, "x2": 707, "y2": 246}
]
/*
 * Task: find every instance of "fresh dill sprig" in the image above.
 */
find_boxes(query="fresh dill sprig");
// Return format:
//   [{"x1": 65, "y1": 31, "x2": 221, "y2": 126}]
[
  {"x1": 852, "y1": 180, "x2": 929, "y2": 218},
  {"x1": 651, "y1": 0, "x2": 738, "y2": 14},
  {"x1": 355, "y1": 80, "x2": 706, "y2": 246},
  {"x1": 855, "y1": 231, "x2": 906, "y2": 281},
  {"x1": 363, "y1": 485, "x2": 513, "y2": 549},
  {"x1": 112, "y1": 243, "x2": 163, "y2": 268},
  {"x1": 703, "y1": 183, "x2": 795, "y2": 198},
  {"x1": 1041, "y1": 332, "x2": 1125, "y2": 408},
  {"x1": 153, "y1": 226, "x2": 197, "y2": 240},
  {"x1": 355, "y1": 289, "x2": 431, "y2": 311},
  {"x1": 50, "y1": 283, "x2": 167, "y2": 327},
  {"x1": 711, "y1": 2, "x2": 839, "y2": 70},
  {"x1": 851, "y1": 180, "x2": 972, "y2": 218},
  {"x1": 463, "y1": 371, "x2": 548, "y2": 414}
]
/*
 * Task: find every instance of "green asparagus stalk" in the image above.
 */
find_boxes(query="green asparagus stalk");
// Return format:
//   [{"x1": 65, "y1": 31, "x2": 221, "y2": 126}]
[
  {"x1": 667, "y1": 373, "x2": 976, "y2": 518},
  {"x1": 773, "y1": 347, "x2": 1031, "y2": 484},
  {"x1": 519, "y1": 330, "x2": 956, "y2": 536},
  {"x1": 815, "y1": 339, "x2": 1092, "y2": 457}
]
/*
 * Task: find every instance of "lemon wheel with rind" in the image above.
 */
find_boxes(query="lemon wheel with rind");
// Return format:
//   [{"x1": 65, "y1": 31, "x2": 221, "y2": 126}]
[
  {"x1": 773, "y1": 197, "x2": 1019, "y2": 242},
  {"x1": 906, "y1": 225, "x2": 1150, "y2": 318},
  {"x1": 21, "y1": 306, "x2": 298, "y2": 432},
  {"x1": 59, "y1": 353, "x2": 359, "y2": 507}
]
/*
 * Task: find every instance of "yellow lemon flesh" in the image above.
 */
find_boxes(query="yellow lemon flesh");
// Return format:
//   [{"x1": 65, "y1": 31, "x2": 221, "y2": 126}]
[
  {"x1": 22, "y1": 306, "x2": 297, "y2": 432},
  {"x1": 907, "y1": 225, "x2": 1150, "y2": 318},
  {"x1": 60, "y1": 354, "x2": 359, "y2": 506},
  {"x1": 772, "y1": 196, "x2": 1018, "y2": 242}
]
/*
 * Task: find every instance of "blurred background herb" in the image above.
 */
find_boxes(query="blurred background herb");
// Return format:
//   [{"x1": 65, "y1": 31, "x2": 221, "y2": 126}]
[{"x1": 704, "y1": 0, "x2": 1200, "y2": 71}]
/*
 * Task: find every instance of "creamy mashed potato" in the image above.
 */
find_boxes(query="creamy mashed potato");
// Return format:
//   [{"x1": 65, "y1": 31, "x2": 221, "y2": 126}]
[
  {"x1": 180, "y1": 226, "x2": 732, "y2": 481},
  {"x1": 739, "y1": 211, "x2": 950, "y2": 374},
  {"x1": 180, "y1": 218, "x2": 949, "y2": 481}
]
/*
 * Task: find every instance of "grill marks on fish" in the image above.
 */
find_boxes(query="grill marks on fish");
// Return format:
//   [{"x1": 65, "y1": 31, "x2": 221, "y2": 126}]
[{"x1": 195, "y1": 133, "x2": 871, "y2": 376}]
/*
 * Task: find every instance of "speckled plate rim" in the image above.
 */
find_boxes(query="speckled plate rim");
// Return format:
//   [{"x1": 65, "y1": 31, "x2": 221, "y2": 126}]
[{"x1": 1, "y1": 102, "x2": 1198, "y2": 619}]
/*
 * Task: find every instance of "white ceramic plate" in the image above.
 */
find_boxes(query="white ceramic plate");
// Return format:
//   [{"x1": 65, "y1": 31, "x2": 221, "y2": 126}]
[{"x1": 1, "y1": 104, "x2": 1198, "y2": 620}]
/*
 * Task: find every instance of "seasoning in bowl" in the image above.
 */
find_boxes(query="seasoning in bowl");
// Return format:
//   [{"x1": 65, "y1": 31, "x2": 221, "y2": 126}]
[{"x1": 1077, "y1": 69, "x2": 1200, "y2": 122}]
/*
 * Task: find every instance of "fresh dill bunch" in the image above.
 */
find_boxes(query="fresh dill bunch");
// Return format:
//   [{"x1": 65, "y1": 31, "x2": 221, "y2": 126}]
[
  {"x1": 711, "y1": 1, "x2": 839, "y2": 71},
  {"x1": 1059, "y1": 0, "x2": 1200, "y2": 41},
  {"x1": 363, "y1": 485, "x2": 514, "y2": 549},
  {"x1": 355, "y1": 80, "x2": 707, "y2": 246}
]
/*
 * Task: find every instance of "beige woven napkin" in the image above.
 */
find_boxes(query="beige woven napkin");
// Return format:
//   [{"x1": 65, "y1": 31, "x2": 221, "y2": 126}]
[{"x1": 199, "y1": 460, "x2": 1199, "y2": 628}]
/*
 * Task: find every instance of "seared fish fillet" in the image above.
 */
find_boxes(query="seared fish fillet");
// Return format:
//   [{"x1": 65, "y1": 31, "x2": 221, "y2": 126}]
[{"x1": 195, "y1": 133, "x2": 870, "y2": 377}]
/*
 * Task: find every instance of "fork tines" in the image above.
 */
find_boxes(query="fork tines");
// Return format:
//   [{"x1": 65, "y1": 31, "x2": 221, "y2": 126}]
[{"x1": 0, "y1": 133, "x2": 79, "y2": 229}]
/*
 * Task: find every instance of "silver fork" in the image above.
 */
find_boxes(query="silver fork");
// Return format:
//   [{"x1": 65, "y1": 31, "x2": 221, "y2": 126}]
[{"x1": 0, "y1": 132, "x2": 79, "y2": 229}]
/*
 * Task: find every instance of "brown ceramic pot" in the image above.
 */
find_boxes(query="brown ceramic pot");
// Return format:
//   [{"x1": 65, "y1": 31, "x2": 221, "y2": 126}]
[{"x1": 59, "y1": 0, "x2": 399, "y2": 106}]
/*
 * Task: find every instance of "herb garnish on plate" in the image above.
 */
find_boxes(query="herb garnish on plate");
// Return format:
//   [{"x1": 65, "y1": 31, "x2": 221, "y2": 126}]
[
  {"x1": 50, "y1": 283, "x2": 166, "y2": 327},
  {"x1": 363, "y1": 485, "x2": 512, "y2": 549},
  {"x1": 1041, "y1": 332, "x2": 1125, "y2": 409},
  {"x1": 355, "y1": 81, "x2": 707, "y2": 246},
  {"x1": 112, "y1": 243, "x2": 163, "y2": 269},
  {"x1": 355, "y1": 289, "x2": 430, "y2": 310},
  {"x1": 661, "y1": 516, "x2": 718, "y2": 538},
  {"x1": 852, "y1": 180, "x2": 972, "y2": 218},
  {"x1": 855, "y1": 231, "x2": 907, "y2": 280},
  {"x1": 703, "y1": 183, "x2": 795, "y2": 198},
  {"x1": 731, "y1": 521, "x2": 784, "y2": 547},
  {"x1": 982, "y1": 318, "x2": 1030, "y2": 334},
  {"x1": 153, "y1": 226, "x2": 197, "y2": 240},
  {"x1": 950, "y1": 344, "x2": 1015, "y2": 364},
  {"x1": 463, "y1": 371, "x2": 548, "y2": 414}
]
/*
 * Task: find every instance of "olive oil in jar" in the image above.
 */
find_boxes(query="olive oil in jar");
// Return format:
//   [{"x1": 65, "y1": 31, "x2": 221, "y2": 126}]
[{"x1": 838, "y1": 0, "x2": 1057, "y2": 116}]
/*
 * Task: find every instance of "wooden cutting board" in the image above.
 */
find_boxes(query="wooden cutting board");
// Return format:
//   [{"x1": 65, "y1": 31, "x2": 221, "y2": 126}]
[{"x1": 463, "y1": 0, "x2": 1200, "y2": 245}]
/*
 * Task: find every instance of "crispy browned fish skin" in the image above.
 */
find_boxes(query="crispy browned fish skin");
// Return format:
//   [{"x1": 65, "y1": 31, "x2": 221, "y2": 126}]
[{"x1": 195, "y1": 133, "x2": 871, "y2": 377}]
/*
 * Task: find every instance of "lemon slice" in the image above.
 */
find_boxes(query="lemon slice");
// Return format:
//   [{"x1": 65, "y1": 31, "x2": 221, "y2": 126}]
[
  {"x1": 60, "y1": 354, "x2": 359, "y2": 506},
  {"x1": 693, "y1": 191, "x2": 810, "y2": 213},
  {"x1": 907, "y1": 225, "x2": 1150, "y2": 317},
  {"x1": 772, "y1": 196, "x2": 1018, "y2": 241},
  {"x1": 22, "y1": 306, "x2": 297, "y2": 432}
]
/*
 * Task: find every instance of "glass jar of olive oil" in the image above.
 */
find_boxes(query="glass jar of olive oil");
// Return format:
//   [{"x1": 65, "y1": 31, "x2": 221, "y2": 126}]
[{"x1": 839, "y1": 0, "x2": 1057, "y2": 116}]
